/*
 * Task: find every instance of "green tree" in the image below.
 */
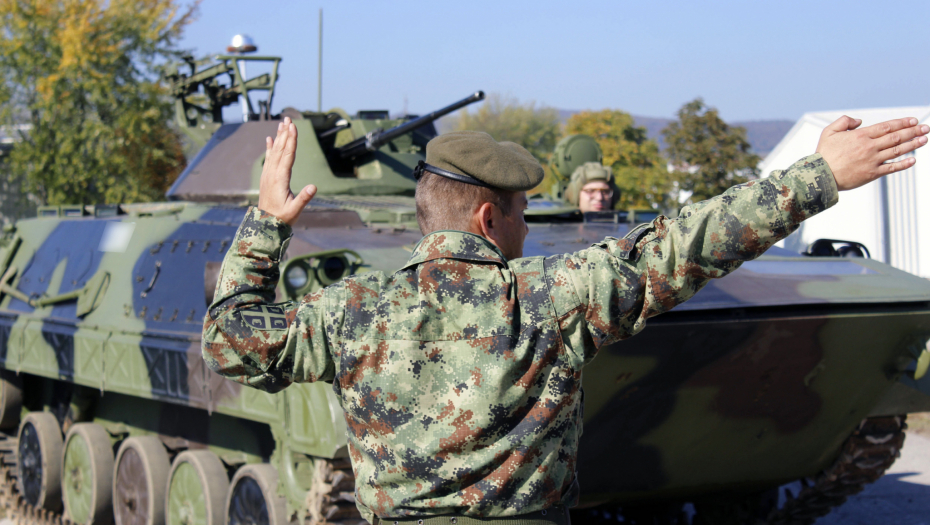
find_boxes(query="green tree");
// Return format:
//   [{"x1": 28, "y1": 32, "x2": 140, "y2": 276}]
[
  {"x1": 565, "y1": 110, "x2": 671, "y2": 210},
  {"x1": 0, "y1": 0, "x2": 197, "y2": 206},
  {"x1": 662, "y1": 98, "x2": 760, "y2": 205},
  {"x1": 0, "y1": 137, "x2": 33, "y2": 222},
  {"x1": 451, "y1": 93, "x2": 562, "y2": 162},
  {"x1": 450, "y1": 93, "x2": 563, "y2": 192}
]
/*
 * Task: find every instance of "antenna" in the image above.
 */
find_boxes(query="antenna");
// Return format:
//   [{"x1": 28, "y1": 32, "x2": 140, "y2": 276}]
[{"x1": 318, "y1": 9, "x2": 323, "y2": 112}]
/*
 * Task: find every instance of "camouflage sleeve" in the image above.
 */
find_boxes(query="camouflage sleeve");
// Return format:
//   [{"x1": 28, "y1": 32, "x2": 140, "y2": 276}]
[
  {"x1": 550, "y1": 153, "x2": 839, "y2": 366},
  {"x1": 201, "y1": 207, "x2": 338, "y2": 392}
]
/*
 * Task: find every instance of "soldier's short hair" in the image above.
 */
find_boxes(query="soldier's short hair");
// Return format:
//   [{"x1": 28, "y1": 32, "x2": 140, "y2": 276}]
[{"x1": 415, "y1": 171, "x2": 515, "y2": 235}]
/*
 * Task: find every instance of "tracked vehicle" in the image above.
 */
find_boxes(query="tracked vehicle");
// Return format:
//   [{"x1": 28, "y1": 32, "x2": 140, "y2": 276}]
[{"x1": 1, "y1": 51, "x2": 929, "y2": 525}]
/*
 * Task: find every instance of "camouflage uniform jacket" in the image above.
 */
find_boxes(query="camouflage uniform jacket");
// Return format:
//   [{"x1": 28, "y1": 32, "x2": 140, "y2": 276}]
[{"x1": 203, "y1": 154, "x2": 838, "y2": 522}]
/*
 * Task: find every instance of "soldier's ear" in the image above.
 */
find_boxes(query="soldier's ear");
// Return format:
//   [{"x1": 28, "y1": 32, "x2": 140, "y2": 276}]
[
  {"x1": 479, "y1": 201, "x2": 505, "y2": 238},
  {"x1": 468, "y1": 201, "x2": 495, "y2": 238}
]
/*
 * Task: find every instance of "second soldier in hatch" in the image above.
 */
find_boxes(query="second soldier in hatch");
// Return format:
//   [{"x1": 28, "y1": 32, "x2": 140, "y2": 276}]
[
  {"x1": 564, "y1": 161, "x2": 619, "y2": 213},
  {"x1": 203, "y1": 116, "x2": 929, "y2": 524}
]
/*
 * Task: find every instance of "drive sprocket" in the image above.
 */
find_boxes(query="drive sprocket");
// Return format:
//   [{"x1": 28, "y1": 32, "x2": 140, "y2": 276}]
[{"x1": 0, "y1": 432, "x2": 72, "y2": 525}]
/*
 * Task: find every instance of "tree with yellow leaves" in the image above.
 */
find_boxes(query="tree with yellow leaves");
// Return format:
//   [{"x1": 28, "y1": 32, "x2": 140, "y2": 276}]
[
  {"x1": 565, "y1": 110, "x2": 672, "y2": 211},
  {"x1": 0, "y1": 0, "x2": 198, "y2": 207}
]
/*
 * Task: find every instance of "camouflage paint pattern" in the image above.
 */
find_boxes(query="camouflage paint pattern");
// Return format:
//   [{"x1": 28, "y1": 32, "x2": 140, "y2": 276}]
[
  {"x1": 203, "y1": 154, "x2": 840, "y2": 521},
  {"x1": 5, "y1": 48, "x2": 930, "y2": 521},
  {"x1": 0, "y1": 203, "x2": 356, "y2": 514}
]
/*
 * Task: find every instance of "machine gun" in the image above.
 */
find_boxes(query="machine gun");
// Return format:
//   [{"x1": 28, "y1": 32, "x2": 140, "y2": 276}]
[
  {"x1": 166, "y1": 54, "x2": 282, "y2": 150},
  {"x1": 336, "y1": 91, "x2": 485, "y2": 159},
  {"x1": 167, "y1": 54, "x2": 281, "y2": 124}
]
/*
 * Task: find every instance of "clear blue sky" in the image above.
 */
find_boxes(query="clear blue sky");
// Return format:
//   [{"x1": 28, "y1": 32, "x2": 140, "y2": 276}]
[{"x1": 179, "y1": 0, "x2": 930, "y2": 122}]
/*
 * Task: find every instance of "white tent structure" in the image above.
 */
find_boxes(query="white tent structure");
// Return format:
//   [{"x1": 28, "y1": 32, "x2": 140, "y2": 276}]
[{"x1": 760, "y1": 106, "x2": 930, "y2": 278}]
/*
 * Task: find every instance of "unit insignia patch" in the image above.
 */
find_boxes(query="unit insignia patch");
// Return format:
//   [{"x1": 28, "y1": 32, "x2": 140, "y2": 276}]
[{"x1": 240, "y1": 305, "x2": 288, "y2": 331}]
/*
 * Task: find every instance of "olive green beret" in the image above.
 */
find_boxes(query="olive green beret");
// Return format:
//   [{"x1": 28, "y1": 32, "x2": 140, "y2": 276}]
[{"x1": 418, "y1": 131, "x2": 544, "y2": 191}]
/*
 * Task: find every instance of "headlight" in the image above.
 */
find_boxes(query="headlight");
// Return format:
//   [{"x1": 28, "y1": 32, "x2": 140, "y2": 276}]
[
  {"x1": 285, "y1": 264, "x2": 310, "y2": 289},
  {"x1": 316, "y1": 256, "x2": 348, "y2": 285},
  {"x1": 279, "y1": 249, "x2": 363, "y2": 299}
]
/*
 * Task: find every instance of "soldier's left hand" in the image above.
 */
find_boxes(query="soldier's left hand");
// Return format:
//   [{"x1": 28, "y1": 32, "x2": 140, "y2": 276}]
[
  {"x1": 817, "y1": 116, "x2": 929, "y2": 191},
  {"x1": 258, "y1": 117, "x2": 317, "y2": 225}
]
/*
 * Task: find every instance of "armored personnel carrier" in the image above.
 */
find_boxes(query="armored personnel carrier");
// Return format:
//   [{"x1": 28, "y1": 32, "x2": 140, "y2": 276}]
[{"x1": 0, "y1": 51, "x2": 929, "y2": 525}]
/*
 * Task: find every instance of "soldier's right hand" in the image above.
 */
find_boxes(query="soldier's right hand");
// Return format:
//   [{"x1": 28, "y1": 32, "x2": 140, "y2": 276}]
[
  {"x1": 258, "y1": 116, "x2": 317, "y2": 225},
  {"x1": 817, "y1": 116, "x2": 929, "y2": 191}
]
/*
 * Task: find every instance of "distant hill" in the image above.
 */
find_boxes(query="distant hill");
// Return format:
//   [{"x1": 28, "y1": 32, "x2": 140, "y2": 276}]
[
  {"x1": 558, "y1": 110, "x2": 793, "y2": 158},
  {"x1": 732, "y1": 120, "x2": 796, "y2": 158}
]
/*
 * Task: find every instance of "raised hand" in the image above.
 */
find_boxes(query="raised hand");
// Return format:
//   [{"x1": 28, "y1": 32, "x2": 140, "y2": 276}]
[
  {"x1": 817, "y1": 116, "x2": 929, "y2": 191},
  {"x1": 258, "y1": 117, "x2": 317, "y2": 225}
]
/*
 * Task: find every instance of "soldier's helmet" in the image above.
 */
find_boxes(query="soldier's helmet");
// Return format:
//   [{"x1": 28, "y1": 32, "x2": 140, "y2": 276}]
[{"x1": 564, "y1": 162, "x2": 620, "y2": 207}]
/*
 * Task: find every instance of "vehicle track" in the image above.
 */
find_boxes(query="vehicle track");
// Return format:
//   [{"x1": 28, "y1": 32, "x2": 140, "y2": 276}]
[
  {"x1": 763, "y1": 415, "x2": 906, "y2": 525},
  {"x1": 0, "y1": 417, "x2": 905, "y2": 525},
  {"x1": 573, "y1": 416, "x2": 907, "y2": 525}
]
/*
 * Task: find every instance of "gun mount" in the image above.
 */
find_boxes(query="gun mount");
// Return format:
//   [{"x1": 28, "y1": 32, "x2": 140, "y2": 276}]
[
  {"x1": 166, "y1": 55, "x2": 282, "y2": 150},
  {"x1": 163, "y1": 54, "x2": 485, "y2": 202}
]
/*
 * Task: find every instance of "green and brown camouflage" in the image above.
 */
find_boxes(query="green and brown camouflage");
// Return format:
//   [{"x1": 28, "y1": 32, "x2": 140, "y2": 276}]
[
  {"x1": 201, "y1": 155, "x2": 850, "y2": 522},
  {"x1": 0, "y1": 51, "x2": 929, "y2": 525}
]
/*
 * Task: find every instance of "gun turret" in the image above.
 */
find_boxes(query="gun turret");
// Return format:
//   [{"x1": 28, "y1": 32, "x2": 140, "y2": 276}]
[
  {"x1": 166, "y1": 54, "x2": 282, "y2": 151},
  {"x1": 336, "y1": 91, "x2": 485, "y2": 159},
  {"x1": 165, "y1": 52, "x2": 487, "y2": 202}
]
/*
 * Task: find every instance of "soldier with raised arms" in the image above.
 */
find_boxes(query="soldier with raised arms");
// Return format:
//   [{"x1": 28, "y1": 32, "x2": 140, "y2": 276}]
[{"x1": 203, "y1": 115, "x2": 928, "y2": 524}]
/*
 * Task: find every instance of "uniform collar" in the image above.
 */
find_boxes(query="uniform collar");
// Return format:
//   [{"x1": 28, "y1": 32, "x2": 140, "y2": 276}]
[{"x1": 402, "y1": 230, "x2": 508, "y2": 270}]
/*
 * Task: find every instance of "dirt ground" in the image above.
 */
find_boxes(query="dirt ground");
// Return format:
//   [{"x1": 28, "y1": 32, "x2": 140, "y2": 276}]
[{"x1": 905, "y1": 411, "x2": 930, "y2": 436}]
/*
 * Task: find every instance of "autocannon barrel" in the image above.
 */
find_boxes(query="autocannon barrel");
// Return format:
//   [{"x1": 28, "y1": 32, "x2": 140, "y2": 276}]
[{"x1": 336, "y1": 91, "x2": 485, "y2": 159}]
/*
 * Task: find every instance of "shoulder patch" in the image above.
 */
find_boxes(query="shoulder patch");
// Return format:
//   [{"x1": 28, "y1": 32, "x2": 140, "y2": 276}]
[{"x1": 240, "y1": 305, "x2": 289, "y2": 330}]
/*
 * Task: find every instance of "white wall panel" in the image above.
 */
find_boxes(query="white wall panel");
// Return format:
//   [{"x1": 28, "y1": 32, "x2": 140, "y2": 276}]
[{"x1": 760, "y1": 106, "x2": 930, "y2": 277}]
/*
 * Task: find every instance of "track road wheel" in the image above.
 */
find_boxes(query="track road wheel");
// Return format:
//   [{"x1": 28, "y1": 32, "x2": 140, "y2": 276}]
[
  {"x1": 226, "y1": 464, "x2": 288, "y2": 525},
  {"x1": 63, "y1": 423, "x2": 115, "y2": 524},
  {"x1": 166, "y1": 450, "x2": 228, "y2": 525},
  {"x1": 0, "y1": 369, "x2": 22, "y2": 430},
  {"x1": 17, "y1": 411, "x2": 63, "y2": 512},
  {"x1": 113, "y1": 436, "x2": 171, "y2": 525}
]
